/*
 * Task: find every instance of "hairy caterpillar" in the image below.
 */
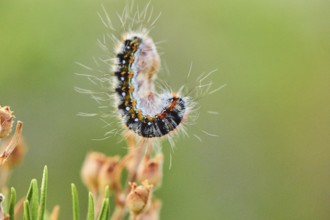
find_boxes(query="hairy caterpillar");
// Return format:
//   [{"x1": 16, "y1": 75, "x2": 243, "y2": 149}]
[
  {"x1": 76, "y1": 2, "x2": 221, "y2": 146},
  {"x1": 114, "y1": 32, "x2": 187, "y2": 138}
]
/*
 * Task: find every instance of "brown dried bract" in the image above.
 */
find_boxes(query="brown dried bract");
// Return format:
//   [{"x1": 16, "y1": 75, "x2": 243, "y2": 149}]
[
  {"x1": 0, "y1": 121, "x2": 23, "y2": 166},
  {"x1": 0, "y1": 106, "x2": 14, "y2": 139}
]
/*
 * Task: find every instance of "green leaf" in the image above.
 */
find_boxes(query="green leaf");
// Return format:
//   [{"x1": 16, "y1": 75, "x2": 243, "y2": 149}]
[
  {"x1": 97, "y1": 198, "x2": 109, "y2": 220},
  {"x1": 26, "y1": 179, "x2": 35, "y2": 202},
  {"x1": 104, "y1": 185, "x2": 110, "y2": 200},
  {"x1": 26, "y1": 179, "x2": 39, "y2": 220},
  {"x1": 38, "y1": 166, "x2": 48, "y2": 220},
  {"x1": 87, "y1": 192, "x2": 94, "y2": 220},
  {"x1": 23, "y1": 200, "x2": 31, "y2": 220},
  {"x1": 71, "y1": 184, "x2": 80, "y2": 220},
  {"x1": 9, "y1": 187, "x2": 16, "y2": 220}
]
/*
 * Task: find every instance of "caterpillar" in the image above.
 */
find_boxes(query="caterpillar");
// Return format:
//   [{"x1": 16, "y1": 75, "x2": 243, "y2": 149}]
[
  {"x1": 114, "y1": 32, "x2": 187, "y2": 138},
  {"x1": 75, "y1": 2, "x2": 222, "y2": 145}
]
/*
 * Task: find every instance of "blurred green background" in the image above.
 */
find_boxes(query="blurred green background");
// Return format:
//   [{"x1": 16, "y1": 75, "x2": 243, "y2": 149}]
[{"x1": 1, "y1": 0, "x2": 330, "y2": 219}]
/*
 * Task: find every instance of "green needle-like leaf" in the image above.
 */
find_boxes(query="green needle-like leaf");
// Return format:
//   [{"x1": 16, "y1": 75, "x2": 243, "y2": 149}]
[
  {"x1": 104, "y1": 185, "x2": 110, "y2": 200},
  {"x1": 87, "y1": 192, "x2": 94, "y2": 220},
  {"x1": 97, "y1": 198, "x2": 109, "y2": 220},
  {"x1": 26, "y1": 179, "x2": 39, "y2": 220},
  {"x1": 26, "y1": 179, "x2": 34, "y2": 202},
  {"x1": 38, "y1": 166, "x2": 48, "y2": 220},
  {"x1": 9, "y1": 187, "x2": 16, "y2": 220},
  {"x1": 71, "y1": 184, "x2": 80, "y2": 220},
  {"x1": 23, "y1": 200, "x2": 31, "y2": 220}
]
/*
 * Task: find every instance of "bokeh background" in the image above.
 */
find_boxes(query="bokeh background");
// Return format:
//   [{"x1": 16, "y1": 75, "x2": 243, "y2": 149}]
[{"x1": 1, "y1": 0, "x2": 330, "y2": 219}]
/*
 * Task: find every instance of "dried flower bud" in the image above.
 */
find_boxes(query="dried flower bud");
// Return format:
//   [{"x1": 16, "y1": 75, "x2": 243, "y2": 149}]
[
  {"x1": 50, "y1": 205, "x2": 60, "y2": 220},
  {"x1": 98, "y1": 155, "x2": 122, "y2": 194},
  {"x1": 126, "y1": 181, "x2": 153, "y2": 215},
  {"x1": 124, "y1": 149, "x2": 137, "y2": 175},
  {"x1": 1, "y1": 135, "x2": 26, "y2": 170},
  {"x1": 137, "y1": 199, "x2": 162, "y2": 220},
  {"x1": 137, "y1": 154, "x2": 163, "y2": 188},
  {"x1": 0, "y1": 106, "x2": 14, "y2": 138},
  {"x1": 81, "y1": 152, "x2": 106, "y2": 193},
  {"x1": 0, "y1": 121, "x2": 23, "y2": 166}
]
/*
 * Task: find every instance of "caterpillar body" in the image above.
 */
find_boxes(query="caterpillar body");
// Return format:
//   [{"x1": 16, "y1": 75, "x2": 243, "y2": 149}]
[{"x1": 114, "y1": 32, "x2": 187, "y2": 138}]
